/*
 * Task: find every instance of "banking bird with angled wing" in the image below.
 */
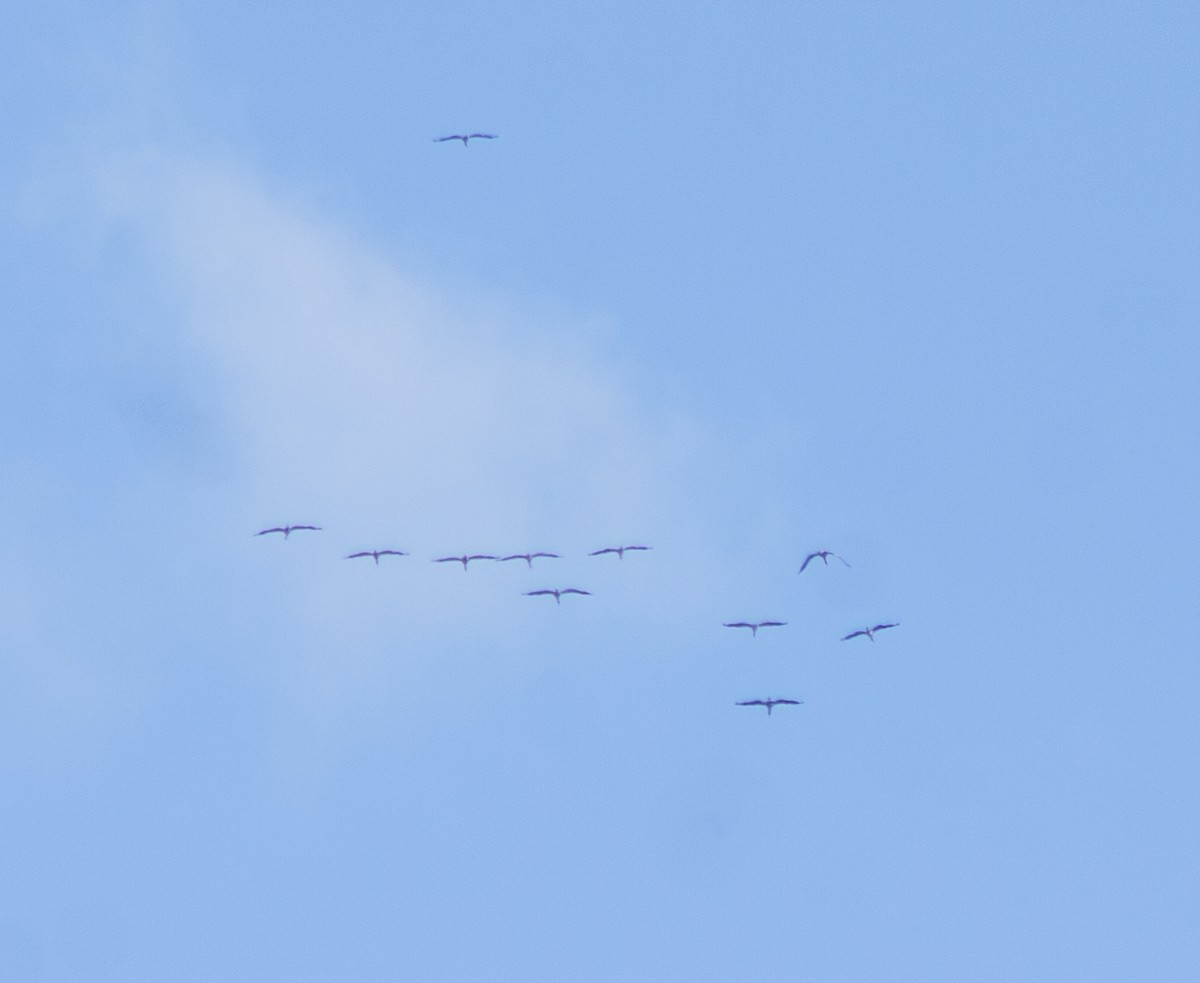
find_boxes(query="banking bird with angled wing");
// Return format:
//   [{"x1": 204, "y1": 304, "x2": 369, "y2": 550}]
[
  {"x1": 799, "y1": 550, "x2": 850, "y2": 572},
  {"x1": 841, "y1": 622, "x2": 899, "y2": 642}
]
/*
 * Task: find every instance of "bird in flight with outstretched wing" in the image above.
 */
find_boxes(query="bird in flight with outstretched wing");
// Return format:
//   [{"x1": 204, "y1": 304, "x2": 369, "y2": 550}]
[
  {"x1": 523, "y1": 588, "x2": 591, "y2": 605},
  {"x1": 434, "y1": 133, "x2": 498, "y2": 146},
  {"x1": 434, "y1": 554, "x2": 497, "y2": 571},
  {"x1": 255, "y1": 524, "x2": 321, "y2": 539},
  {"x1": 345, "y1": 550, "x2": 408, "y2": 565},
  {"x1": 723, "y1": 621, "x2": 787, "y2": 638},
  {"x1": 736, "y1": 698, "x2": 803, "y2": 715}
]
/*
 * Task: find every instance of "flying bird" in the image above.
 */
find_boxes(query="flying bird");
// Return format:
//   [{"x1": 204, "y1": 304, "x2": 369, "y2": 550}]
[
  {"x1": 498, "y1": 552, "x2": 561, "y2": 568},
  {"x1": 345, "y1": 550, "x2": 409, "y2": 565},
  {"x1": 523, "y1": 588, "x2": 591, "y2": 605},
  {"x1": 588, "y1": 545, "x2": 651, "y2": 560},
  {"x1": 434, "y1": 554, "x2": 497, "y2": 571},
  {"x1": 841, "y1": 622, "x2": 900, "y2": 642},
  {"x1": 736, "y1": 698, "x2": 803, "y2": 715},
  {"x1": 799, "y1": 550, "x2": 851, "y2": 572},
  {"x1": 723, "y1": 621, "x2": 787, "y2": 637},
  {"x1": 434, "y1": 133, "x2": 497, "y2": 146},
  {"x1": 255, "y1": 525, "x2": 321, "y2": 539}
]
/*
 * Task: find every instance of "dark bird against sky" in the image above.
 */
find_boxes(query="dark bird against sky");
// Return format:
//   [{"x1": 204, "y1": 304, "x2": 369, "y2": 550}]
[
  {"x1": 841, "y1": 622, "x2": 900, "y2": 642},
  {"x1": 723, "y1": 621, "x2": 787, "y2": 637},
  {"x1": 523, "y1": 588, "x2": 592, "y2": 605},
  {"x1": 434, "y1": 133, "x2": 497, "y2": 146},
  {"x1": 498, "y1": 552, "x2": 561, "y2": 568},
  {"x1": 434, "y1": 554, "x2": 497, "y2": 571},
  {"x1": 736, "y1": 698, "x2": 803, "y2": 715},
  {"x1": 345, "y1": 550, "x2": 408, "y2": 565},
  {"x1": 588, "y1": 545, "x2": 651, "y2": 560},
  {"x1": 255, "y1": 525, "x2": 321, "y2": 539},
  {"x1": 799, "y1": 550, "x2": 851, "y2": 572}
]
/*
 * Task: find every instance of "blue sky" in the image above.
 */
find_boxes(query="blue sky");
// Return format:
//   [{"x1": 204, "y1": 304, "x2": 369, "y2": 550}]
[{"x1": 3, "y1": 1, "x2": 1199, "y2": 979}]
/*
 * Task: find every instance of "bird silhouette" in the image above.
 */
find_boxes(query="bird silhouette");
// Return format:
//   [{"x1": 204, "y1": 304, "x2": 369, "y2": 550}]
[
  {"x1": 736, "y1": 698, "x2": 803, "y2": 715},
  {"x1": 523, "y1": 588, "x2": 591, "y2": 605},
  {"x1": 841, "y1": 622, "x2": 899, "y2": 642},
  {"x1": 799, "y1": 550, "x2": 850, "y2": 572},
  {"x1": 434, "y1": 133, "x2": 497, "y2": 146},
  {"x1": 588, "y1": 545, "x2": 651, "y2": 559},
  {"x1": 498, "y1": 552, "x2": 561, "y2": 568},
  {"x1": 434, "y1": 554, "x2": 497, "y2": 571},
  {"x1": 723, "y1": 621, "x2": 787, "y2": 637},
  {"x1": 345, "y1": 550, "x2": 408, "y2": 565},
  {"x1": 255, "y1": 525, "x2": 321, "y2": 539}
]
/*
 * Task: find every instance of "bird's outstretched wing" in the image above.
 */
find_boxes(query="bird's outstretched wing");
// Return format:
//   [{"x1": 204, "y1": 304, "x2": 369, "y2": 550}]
[
  {"x1": 531, "y1": 552, "x2": 560, "y2": 559},
  {"x1": 291, "y1": 525, "x2": 321, "y2": 532},
  {"x1": 434, "y1": 135, "x2": 464, "y2": 142},
  {"x1": 345, "y1": 552, "x2": 372, "y2": 559},
  {"x1": 377, "y1": 550, "x2": 408, "y2": 557},
  {"x1": 499, "y1": 555, "x2": 527, "y2": 563},
  {"x1": 468, "y1": 133, "x2": 497, "y2": 139},
  {"x1": 841, "y1": 629, "x2": 868, "y2": 641},
  {"x1": 589, "y1": 548, "x2": 619, "y2": 557},
  {"x1": 773, "y1": 699, "x2": 803, "y2": 706},
  {"x1": 468, "y1": 554, "x2": 497, "y2": 562},
  {"x1": 834, "y1": 553, "x2": 851, "y2": 567},
  {"x1": 736, "y1": 700, "x2": 768, "y2": 708},
  {"x1": 524, "y1": 590, "x2": 555, "y2": 597},
  {"x1": 560, "y1": 589, "x2": 591, "y2": 596},
  {"x1": 433, "y1": 556, "x2": 462, "y2": 564},
  {"x1": 872, "y1": 622, "x2": 899, "y2": 633},
  {"x1": 255, "y1": 527, "x2": 286, "y2": 536},
  {"x1": 724, "y1": 622, "x2": 753, "y2": 630},
  {"x1": 623, "y1": 545, "x2": 651, "y2": 552},
  {"x1": 759, "y1": 621, "x2": 787, "y2": 629},
  {"x1": 799, "y1": 553, "x2": 818, "y2": 572}
]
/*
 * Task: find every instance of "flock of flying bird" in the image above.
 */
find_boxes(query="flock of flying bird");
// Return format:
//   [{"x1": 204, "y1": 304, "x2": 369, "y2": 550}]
[
  {"x1": 255, "y1": 525, "x2": 900, "y2": 716},
  {"x1": 254, "y1": 131, "x2": 901, "y2": 717}
]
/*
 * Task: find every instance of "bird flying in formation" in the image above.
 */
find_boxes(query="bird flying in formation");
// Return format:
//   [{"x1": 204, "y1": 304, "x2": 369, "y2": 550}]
[
  {"x1": 736, "y1": 698, "x2": 803, "y2": 715},
  {"x1": 588, "y1": 545, "x2": 651, "y2": 560},
  {"x1": 841, "y1": 622, "x2": 899, "y2": 642},
  {"x1": 255, "y1": 525, "x2": 321, "y2": 539},
  {"x1": 799, "y1": 550, "x2": 850, "y2": 572},
  {"x1": 345, "y1": 550, "x2": 408, "y2": 565},
  {"x1": 523, "y1": 588, "x2": 591, "y2": 605},
  {"x1": 434, "y1": 554, "x2": 497, "y2": 571},
  {"x1": 434, "y1": 133, "x2": 497, "y2": 146},
  {"x1": 498, "y1": 552, "x2": 561, "y2": 568},
  {"x1": 723, "y1": 621, "x2": 787, "y2": 637}
]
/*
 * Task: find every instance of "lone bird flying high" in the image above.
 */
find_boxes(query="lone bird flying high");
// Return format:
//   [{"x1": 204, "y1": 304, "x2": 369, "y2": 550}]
[
  {"x1": 255, "y1": 524, "x2": 321, "y2": 539},
  {"x1": 434, "y1": 133, "x2": 497, "y2": 146},
  {"x1": 799, "y1": 550, "x2": 851, "y2": 572},
  {"x1": 723, "y1": 621, "x2": 787, "y2": 637},
  {"x1": 434, "y1": 554, "x2": 497, "y2": 571},
  {"x1": 523, "y1": 588, "x2": 591, "y2": 605},
  {"x1": 498, "y1": 552, "x2": 561, "y2": 568},
  {"x1": 841, "y1": 622, "x2": 900, "y2": 642},
  {"x1": 345, "y1": 550, "x2": 409, "y2": 565},
  {"x1": 588, "y1": 545, "x2": 651, "y2": 560},
  {"x1": 736, "y1": 698, "x2": 803, "y2": 715}
]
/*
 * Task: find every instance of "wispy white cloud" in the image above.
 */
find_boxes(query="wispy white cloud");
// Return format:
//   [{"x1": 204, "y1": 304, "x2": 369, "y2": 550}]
[{"x1": 74, "y1": 150, "x2": 742, "y2": 755}]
